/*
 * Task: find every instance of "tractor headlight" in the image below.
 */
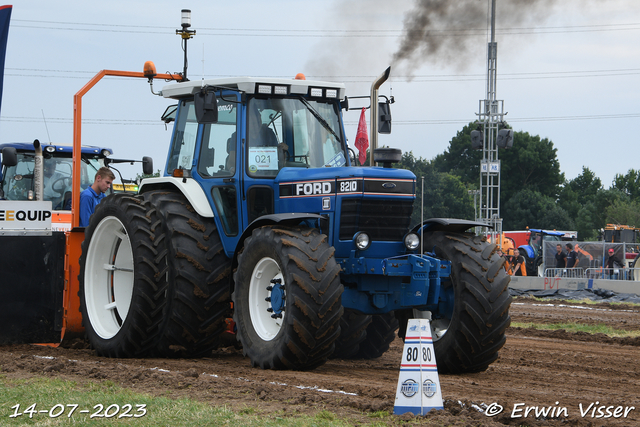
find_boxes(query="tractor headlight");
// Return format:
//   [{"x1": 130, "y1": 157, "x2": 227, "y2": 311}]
[
  {"x1": 354, "y1": 232, "x2": 371, "y2": 250},
  {"x1": 404, "y1": 233, "x2": 420, "y2": 251}
]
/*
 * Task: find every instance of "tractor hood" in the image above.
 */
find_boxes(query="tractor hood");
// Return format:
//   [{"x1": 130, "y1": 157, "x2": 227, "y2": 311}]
[{"x1": 276, "y1": 166, "x2": 415, "y2": 201}]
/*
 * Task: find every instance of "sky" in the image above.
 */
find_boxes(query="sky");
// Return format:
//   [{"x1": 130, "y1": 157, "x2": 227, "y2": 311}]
[{"x1": 1, "y1": 0, "x2": 639, "y2": 188}]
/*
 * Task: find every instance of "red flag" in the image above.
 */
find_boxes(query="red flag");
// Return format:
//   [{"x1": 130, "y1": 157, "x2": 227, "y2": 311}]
[{"x1": 354, "y1": 107, "x2": 368, "y2": 165}]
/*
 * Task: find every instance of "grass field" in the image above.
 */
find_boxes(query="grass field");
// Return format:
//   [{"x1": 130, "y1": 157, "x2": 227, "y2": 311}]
[{"x1": 1, "y1": 376, "x2": 392, "y2": 426}]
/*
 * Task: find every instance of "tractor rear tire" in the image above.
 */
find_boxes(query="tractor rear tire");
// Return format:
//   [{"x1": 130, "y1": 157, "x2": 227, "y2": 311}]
[
  {"x1": 354, "y1": 312, "x2": 399, "y2": 359},
  {"x1": 399, "y1": 232, "x2": 511, "y2": 374},
  {"x1": 143, "y1": 190, "x2": 232, "y2": 358},
  {"x1": 79, "y1": 193, "x2": 169, "y2": 358},
  {"x1": 332, "y1": 311, "x2": 398, "y2": 360},
  {"x1": 331, "y1": 310, "x2": 372, "y2": 359},
  {"x1": 233, "y1": 225, "x2": 343, "y2": 370}
]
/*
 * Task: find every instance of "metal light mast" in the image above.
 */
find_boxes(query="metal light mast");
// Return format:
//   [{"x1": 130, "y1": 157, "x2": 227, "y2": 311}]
[{"x1": 476, "y1": 0, "x2": 508, "y2": 243}]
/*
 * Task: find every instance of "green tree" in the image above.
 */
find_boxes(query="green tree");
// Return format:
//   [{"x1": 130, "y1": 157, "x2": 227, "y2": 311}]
[
  {"x1": 432, "y1": 122, "x2": 483, "y2": 186},
  {"x1": 499, "y1": 130, "x2": 564, "y2": 202},
  {"x1": 605, "y1": 199, "x2": 640, "y2": 228},
  {"x1": 433, "y1": 124, "x2": 565, "y2": 221},
  {"x1": 612, "y1": 169, "x2": 640, "y2": 202},
  {"x1": 397, "y1": 151, "x2": 474, "y2": 226},
  {"x1": 558, "y1": 167, "x2": 603, "y2": 239},
  {"x1": 502, "y1": 188, "x2": 573, "y2": 231}
]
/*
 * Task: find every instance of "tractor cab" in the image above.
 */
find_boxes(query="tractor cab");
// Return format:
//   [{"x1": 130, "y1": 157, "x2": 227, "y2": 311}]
[
  {"x1": 144, "y1": 76, "x2": 414, "y2": 260},
  {"x1": 518, "y1": 229, "x2": 564, "y2": 276},
  {"x1": 1, "y1": 142, "x2": 111, "y2": 210}
]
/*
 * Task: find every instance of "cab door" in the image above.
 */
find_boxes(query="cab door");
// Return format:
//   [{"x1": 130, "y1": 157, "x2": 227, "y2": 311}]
[{"x1": 194, "y1": 92, "x2": 244, "y2": 257}]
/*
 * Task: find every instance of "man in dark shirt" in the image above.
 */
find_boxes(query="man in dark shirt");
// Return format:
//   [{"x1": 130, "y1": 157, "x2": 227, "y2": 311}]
[
  {"x1": 565, "y1": 243, "x2": 578, "y2": 277},
  {"x1": 555, "y1": 244, "x2": 566, "y2": 276},
  {"x1": 555, "y1": 244, "x2": 566, "y2": 267},
  {"x1": 605, "y1": 248, "x2": 624, "y2": 279}
]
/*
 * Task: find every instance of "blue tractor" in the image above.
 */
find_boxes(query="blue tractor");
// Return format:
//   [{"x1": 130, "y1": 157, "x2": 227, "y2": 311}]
[
  {"x1": 78, "y1": 68, "x2": 511, "y2": 373},
  {"x1": 517, "y1": 229, "x2": 566, "y2": 277}
]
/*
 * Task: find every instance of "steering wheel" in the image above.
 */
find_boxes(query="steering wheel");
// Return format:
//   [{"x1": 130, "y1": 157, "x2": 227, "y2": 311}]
[{"x1": 51, "y1": 176, "x2": 72, "y2": 194}]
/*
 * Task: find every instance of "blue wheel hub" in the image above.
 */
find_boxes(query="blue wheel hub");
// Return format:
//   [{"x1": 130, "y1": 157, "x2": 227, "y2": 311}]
[{"x1": 266, "y1": 278, "x2": 285, "y2": 318}]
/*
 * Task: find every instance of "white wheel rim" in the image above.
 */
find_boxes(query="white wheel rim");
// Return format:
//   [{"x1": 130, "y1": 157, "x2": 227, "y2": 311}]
[
  {"x1": 248, "y1": 257, "x2": 284, "y2": 341},
  {"x1": 84, "y1": 216, "x2": 134, "y2": 339}
]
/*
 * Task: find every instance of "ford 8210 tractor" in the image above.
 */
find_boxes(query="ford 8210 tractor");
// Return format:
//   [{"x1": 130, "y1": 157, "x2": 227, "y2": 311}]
[{"x1": 77, "y1": 64, "x2": 511, "y2": 373}]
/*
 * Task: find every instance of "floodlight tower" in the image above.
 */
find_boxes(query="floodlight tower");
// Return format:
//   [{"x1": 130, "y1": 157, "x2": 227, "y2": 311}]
[{"x1": 472, "y1": 0, "x2": 513, "y2": 243}]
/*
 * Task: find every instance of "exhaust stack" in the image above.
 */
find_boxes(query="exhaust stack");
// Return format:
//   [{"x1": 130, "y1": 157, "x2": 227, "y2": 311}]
[
  {"x1": 369, "y1": 66, "x2": 391, "y2": 166},
  {"x1": 33, "y1": 139, "x2": 43, "y2": 201}
]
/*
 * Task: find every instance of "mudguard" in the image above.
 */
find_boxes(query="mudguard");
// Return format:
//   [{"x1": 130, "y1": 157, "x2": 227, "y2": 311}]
[{"x1": 413, "y1": 218, "x2": 491, "y2": 234}]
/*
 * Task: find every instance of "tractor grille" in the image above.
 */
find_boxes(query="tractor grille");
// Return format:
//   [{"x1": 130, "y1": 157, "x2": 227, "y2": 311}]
[{"x1": 339, "y1": 199, "x2": 414, "y2": 241}]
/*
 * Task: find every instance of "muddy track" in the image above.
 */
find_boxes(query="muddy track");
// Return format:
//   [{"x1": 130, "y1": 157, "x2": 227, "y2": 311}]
[{"x1": 1, "y1": 297, "x2": 639, "y2": 426}]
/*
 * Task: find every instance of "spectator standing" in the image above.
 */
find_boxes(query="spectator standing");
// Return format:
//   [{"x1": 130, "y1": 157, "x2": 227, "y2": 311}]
[
  {"x1": 605, "y1": 248, "x2": 624, "y2": 279},
  {"x1": 555, "y1": 244, "x2": 566, "y2": 276},
  {"x1": 80, "y1": 167, "x2": 114, "y2": 227},
  {"x1": 565, "y1": 243, "x2": 578, "y2": 277}
]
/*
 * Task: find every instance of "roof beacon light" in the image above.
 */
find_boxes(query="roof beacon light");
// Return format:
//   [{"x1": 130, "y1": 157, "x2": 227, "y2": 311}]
[
  {"x1": 295, "y1": 73, "x2": 306, "y2": 80},
  {"x1": 143, "y1": 61, "x2": 157, "y2": 79}
]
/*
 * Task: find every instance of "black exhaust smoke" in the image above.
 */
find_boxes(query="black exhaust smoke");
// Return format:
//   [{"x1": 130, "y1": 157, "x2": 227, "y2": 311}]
[{"x1": 393, "y1": 0, "x2": 563, "y2": 76}]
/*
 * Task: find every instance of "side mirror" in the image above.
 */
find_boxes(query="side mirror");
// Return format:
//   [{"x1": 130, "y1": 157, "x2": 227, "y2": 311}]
[
  {"x1": 378, "y1": 102, "x2": 392, "y2": 134},
  {"x1": 340, "y1": 96, "x2": 349, "y2": 111},
  {"x1": 161, "y1": 104, "x2": 178, "y2": 124},
  {"x1": 194, "y1": 89, "x2": 218, "y2": 124},
  {"x1": 142, "y1": 156, "x2": 153, "y2": 175},
  {"x1": 1, "y1": 147, "x2": 17, "y2": 167}
]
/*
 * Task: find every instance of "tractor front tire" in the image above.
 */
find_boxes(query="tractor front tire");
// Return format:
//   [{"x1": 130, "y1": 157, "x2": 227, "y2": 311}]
[
  {"x1": 399, "y1": 232, "x2": 511, "y2": 374},
  {"x1": 233, "y1": 225, "x2": 343, "y2": 370},
  {"x1": 79, "y1": 194, "x2": 168, "y2": 358}
]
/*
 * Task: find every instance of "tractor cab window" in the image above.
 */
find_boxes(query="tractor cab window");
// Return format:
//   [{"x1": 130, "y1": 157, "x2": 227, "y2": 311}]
[
  {"x1": 529, "y1": 231, "x2": 561, "y2": 258},
  {"x1": 1, "y1": 152, "x2": 102, "y2": 210},
  {"x1": 167, "y1": 100, "x2": 198, "y2": 174},
  {"x1": 198, "y1": 97, "x2": 237, "y2": 178},
  {"x1": 246, "y1": 96, "x2": 345, "y2": 178}
]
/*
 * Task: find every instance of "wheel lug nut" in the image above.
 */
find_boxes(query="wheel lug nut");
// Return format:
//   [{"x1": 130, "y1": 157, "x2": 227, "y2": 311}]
[
  {"x1": 267, "y1": 308, "x2": 273, "y2": 313},
  {"x1": 265, "y1": 297, "x2": 271, "y2": 302},
  {"x1": 266, "y1": 286, "x2": 273, "y2": 291}
]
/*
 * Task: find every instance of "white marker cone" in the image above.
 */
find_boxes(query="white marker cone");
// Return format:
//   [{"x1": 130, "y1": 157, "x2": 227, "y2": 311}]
[{"x1": 393, "y1": 318, "x2": 444, "y2": 416}]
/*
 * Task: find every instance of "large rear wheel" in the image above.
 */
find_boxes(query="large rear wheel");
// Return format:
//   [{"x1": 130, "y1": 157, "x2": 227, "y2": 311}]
[
  {"x1": 233, "y1": 225, "x2": 343, "y2": 370},
  {"x1": 332, "y1": 311, "x2": 398, "y2": 360},
  {"x1": 331, "y1": 310, "x2": 372, "y2": 359},
  {"x1": 354, "y1": 312, "x2": 398, "y2": 359},
  {"x1": 398, "y1": 232, "x2": 511, "y2": 374},
  {"x1": 143, "y1": 190, "x2": 232, "y2": 358},
  {"x1": 79, "y1": 194, "x2": 168, "y2": 357}
]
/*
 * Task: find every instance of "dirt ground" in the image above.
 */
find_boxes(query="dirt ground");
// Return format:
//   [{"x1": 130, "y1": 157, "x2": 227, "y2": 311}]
[{"x1": 1, "y1": 297, "x2": 639, "y2": 426}]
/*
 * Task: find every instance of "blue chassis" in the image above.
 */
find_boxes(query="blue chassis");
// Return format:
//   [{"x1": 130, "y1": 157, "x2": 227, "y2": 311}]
[{"x1": 338, "y1": 251, "x2": 452, "y2": 315}]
